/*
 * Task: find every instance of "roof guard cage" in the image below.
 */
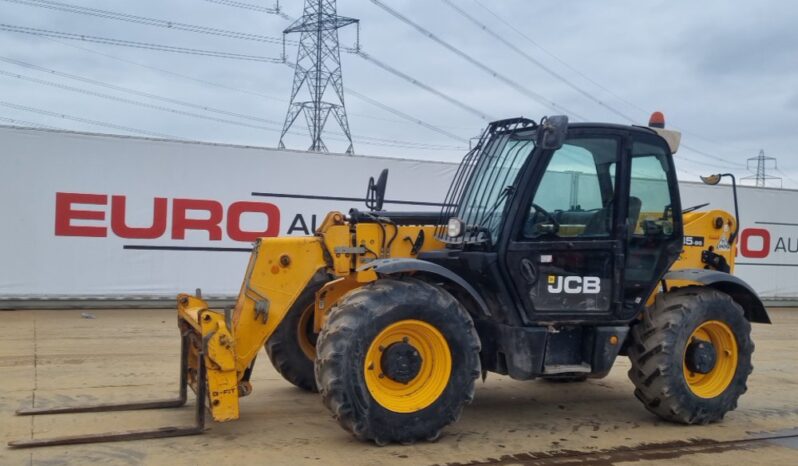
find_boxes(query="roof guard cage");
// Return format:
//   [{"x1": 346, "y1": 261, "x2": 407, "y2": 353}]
[{"x1": 435, "y1": 117, "x2": 538, "y2": 244}]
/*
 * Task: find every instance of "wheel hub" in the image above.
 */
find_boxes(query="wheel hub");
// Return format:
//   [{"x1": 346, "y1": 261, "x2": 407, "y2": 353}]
[
  {"x1": 364, "y1": 319, "x2": 452, "y2": 413},
  {"x1": 685, "y1": 338, "x2": 717, "y2": 374},
  {"x1": 381, "y1": 341, "x2": 423, "y2": 384}
]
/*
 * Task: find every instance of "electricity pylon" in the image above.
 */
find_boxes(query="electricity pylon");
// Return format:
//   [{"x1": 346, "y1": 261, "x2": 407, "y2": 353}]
[{"x1": 279, "y1": 0, "x2": 358, "y2": 154}]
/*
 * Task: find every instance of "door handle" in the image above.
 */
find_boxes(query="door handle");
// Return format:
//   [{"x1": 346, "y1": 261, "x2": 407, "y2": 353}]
[{"x1": 520, "y1": 258, "x2": 537, "y2": 284}]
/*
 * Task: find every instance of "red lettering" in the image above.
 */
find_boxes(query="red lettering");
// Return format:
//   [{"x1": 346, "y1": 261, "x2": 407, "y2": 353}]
[
  {"x1": 226, "y1": 201, "x2": 281, "y2": 242},
  {"x1": 740, "y1": 228, "x2": 770, "y2": 259},
  {"x1": 171, "y1": 199, "x2": 223, "y2": 240},
  {"x1": 54, "y1": 192, "x2": 107, "y2": 237},
  {"x1": 111, "y1": 196, "x2": 168, "y2": 239}
]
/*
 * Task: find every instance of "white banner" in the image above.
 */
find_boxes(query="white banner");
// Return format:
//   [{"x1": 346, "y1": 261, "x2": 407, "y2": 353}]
[{"x1": 1, "y1": 126, "x2": 797, "y2": 301}]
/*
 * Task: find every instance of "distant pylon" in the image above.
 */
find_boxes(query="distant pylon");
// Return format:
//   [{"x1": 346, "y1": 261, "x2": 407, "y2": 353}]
[
  {"x1": 742, "y1": 149, "x2": 781, "y2": 188},
  {"x1": 279, "y1": 0, "x2": 358, "y2": 155}
]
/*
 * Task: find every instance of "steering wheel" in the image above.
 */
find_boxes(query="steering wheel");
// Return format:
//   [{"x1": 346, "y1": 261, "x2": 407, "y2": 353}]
[{"x1": 531, "y1": 203, "x2": 560, "y2": 234}]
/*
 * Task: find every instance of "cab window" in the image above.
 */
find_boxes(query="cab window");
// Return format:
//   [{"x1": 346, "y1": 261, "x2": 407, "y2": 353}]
[
  {"x1": 629, "y1": 142, "x2": 675, "y2": 237},
  {"x1": 624, "y1": 136, "x2": 679, "y2": 285},
  {"x1": 523, "y1": 137, "x2": 619, "y2": 238}
]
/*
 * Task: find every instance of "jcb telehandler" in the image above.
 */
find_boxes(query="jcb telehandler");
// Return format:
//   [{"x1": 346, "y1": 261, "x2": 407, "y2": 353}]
[{"x1": 10, "y1": 113, "x2": 769, "y2": 448}]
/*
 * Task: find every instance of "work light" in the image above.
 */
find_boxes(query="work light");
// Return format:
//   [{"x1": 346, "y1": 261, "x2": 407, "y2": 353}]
[{"x1": 447, "y1": 218, "x2": 464, "y2": 238}]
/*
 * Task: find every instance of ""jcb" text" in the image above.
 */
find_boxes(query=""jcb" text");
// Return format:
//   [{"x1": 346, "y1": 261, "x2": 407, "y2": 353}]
[{"x1": 547, "y1": 276, "x2": 601, "y2": 294}]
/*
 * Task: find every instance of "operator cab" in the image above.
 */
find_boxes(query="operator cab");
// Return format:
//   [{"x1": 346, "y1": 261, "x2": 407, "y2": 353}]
[{"x1": 430, "y1": 114, "x2": 684, "y2": 325}]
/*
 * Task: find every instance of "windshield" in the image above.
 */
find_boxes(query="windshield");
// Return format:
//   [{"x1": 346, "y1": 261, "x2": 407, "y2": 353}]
[{"x1": 456, "y1": 130, "x2": 535, "y2": 242}]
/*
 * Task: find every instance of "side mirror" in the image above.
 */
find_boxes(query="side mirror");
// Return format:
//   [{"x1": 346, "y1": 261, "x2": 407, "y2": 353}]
[
  {"x1": 700, "y1": 172, "x2": 740, "y2": 244},
  {"x1": 700, "y1": 174, "x2": 721, "y2": 186},
  {"x1": 366, "y1": 169, "x2": 388, "y2": 211},
  {"x1": 536, "y1": 115, "x2": 569, "y2": 150}
]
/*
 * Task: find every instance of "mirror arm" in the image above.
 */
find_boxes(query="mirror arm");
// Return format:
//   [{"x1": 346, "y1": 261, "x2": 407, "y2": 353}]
[{"x1": 725, "y1": 173, "x2": 740, "y2": 245}]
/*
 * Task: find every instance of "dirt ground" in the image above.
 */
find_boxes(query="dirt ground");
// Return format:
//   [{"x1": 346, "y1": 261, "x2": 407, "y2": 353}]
[{"x1": 1, "y1": 307, "x2": 796, "y2": 466}]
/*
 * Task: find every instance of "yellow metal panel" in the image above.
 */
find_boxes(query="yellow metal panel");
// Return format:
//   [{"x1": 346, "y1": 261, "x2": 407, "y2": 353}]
[
  {"x1": 230, "y1": 236, "x2": 328, "y2": 374},
  {"x1": 322, "y1": 224, "x2": 353, "y2": 276},
  {"x1": 646, "y1": 209, "x2": 737, "y2": 305},
  {"x1": 354, "y1": 224, "x2": 444, "y2": 268},
  {"x1": 176, "y1": 293, "x2": 207, "y2": 331},
  {"x1": 199, "y1": 310, "x2": 239, "y2": 422},
  {"x1": 673, "y1": 209, "x2": 736, "y2": 272}
]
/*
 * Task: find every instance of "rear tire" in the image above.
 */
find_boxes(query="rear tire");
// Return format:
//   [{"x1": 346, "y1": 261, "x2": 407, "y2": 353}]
[
  {"x1": 628, "y1": 287, "x2": 753, "y2": 424},
  {"x1": 315, "y1": 278, "x2": 481, "y2": 445}
]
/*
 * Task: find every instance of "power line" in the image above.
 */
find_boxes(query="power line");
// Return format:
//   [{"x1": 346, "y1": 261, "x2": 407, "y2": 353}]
[
  {"x1": 38, "y1": 35, "x2": 469, "y2": 145},
  {"x1": 45, "y1": 37, "x2": 286, "y2": 102},
  {"x1": 675, "y1": 154, "x2": 737, "y2": 172},
  {"x1": 445, "y1": 1, "x2": 750, "y2": 172},
  {"x1": 356, "y1": 50, "x2": 492, "y2": 121},
  {"x1": 37, "y1": 0, "x2": 602, "y2": 132},
  {"x1": 39, "y1": 36, "x2": 446, "y2": 131},
  {"x1": 4, "y1": 48, "x2": 731, "y2": 160},
  {"x1": 7, "y1": 0, "x2": 489, "y2": 127},
  {"x1": 2, "y1": 0, "x2": 296, "y2": 46},
  {"x1": 0, "y1": 62, "x2": 463, "y2": 151},
  {"x1": 202, "y1": 0, "x2": 748, "y2": 165},
  {"x1": 202, "y1": 0, "x2": 291, "y2": 19},
  {"x1": 344, "y1": 87, "x2": 468, "y2": 144},
  {"x1": 0, "y1": 69, "x2": 284, "y2": 131},
  {"x1": 282, "y1": 61, "x2": 469, "y2": 143},
  {"x1": 468, "y1": 0, "x2": 736, "y2": 153},
  {"x1": 0, "y1": 115, "x2": 60, "y2": 129},
  {"x1": 672, "y1": 162, "x2": 701, "y2": 177},
  {"x1": 0, "y1": 24, "x2": 284, "y2": 63},
  {"x1": 1, "y1": 4, "x2": 474, "y2": 140},
  {"x1": 775, "y1": 167, "x2": 798, "y2": 189},
  {"x1": 470, "y1": 0, "x2": 646, "y2": 118},
  {"x1": 0, "y1": 56, "x2": 284, "y2": 125},
  {"x1": 443, "y1": 0, "x2": 743, "y2": 170},
  {"x1": 0, "y1": 19, "x2": 470, "y2": 148},
  {"x1": 681, "y1": 143, "x2": 746, "y2": 169},
  {"x1": 0, "y1": 70, "x2": 462, "y2": 151},
  {"x1": 0, "y1": 101, "x2": 181, "y2": 138},
  {"x1": 368, "y1": 0, "x2": 588, "y2": 120},
  {"x1": 2, "y1": 1, "x2": 756, "y2": 164},
  {"x1": 0, "y1": 107, "x2": 462, "y2": 153},
  {"x1": 440, "y1": 0, "x2": 638, "y2": 124}
]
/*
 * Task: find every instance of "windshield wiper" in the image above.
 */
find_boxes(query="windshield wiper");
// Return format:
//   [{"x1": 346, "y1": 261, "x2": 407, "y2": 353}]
[{"x1": 476, "y1": 185, "x2": 515, "y2": 232}]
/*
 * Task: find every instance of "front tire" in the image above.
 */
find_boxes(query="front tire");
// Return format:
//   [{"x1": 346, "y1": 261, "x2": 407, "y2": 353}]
[
  {"x1": 628, "y1": 287, "x2": 753, "y2": 424},
  {"x1": 264, "y1": 276, "x2": 326, "y2": 392},
  {"x1": 315, "y1": 278, "x2": 481, "y2": 445}
]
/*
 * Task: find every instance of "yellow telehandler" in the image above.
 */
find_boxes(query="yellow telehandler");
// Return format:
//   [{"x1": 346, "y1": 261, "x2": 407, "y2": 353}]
[{"x1": 10, "y1": 113, "x2": 769, "y2": 448}]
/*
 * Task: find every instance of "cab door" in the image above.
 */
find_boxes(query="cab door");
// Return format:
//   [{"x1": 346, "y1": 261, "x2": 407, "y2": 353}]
[
  {"x1": 622, "y1": 132, "x2": 683, "y2": 309},
  {"x1": 502, "y1": 133, "x2": 626, "y2": 322}
]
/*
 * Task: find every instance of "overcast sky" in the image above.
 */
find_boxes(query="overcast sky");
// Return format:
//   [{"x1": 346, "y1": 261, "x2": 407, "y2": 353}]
[{"x1": 1, "y1": 0, "x2": 796, "y2": 186}]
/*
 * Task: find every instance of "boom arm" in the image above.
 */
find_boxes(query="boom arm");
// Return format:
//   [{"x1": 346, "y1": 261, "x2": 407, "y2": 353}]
[{"x1": 177, "y1": 236, "x2": 329, "y2": 421}]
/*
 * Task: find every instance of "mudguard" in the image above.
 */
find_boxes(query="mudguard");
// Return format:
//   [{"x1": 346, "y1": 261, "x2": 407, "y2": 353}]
[
  {"x1": 664, "y1": 268, "x2": 770, "y2": 324},
  {"x1": 358, "y1": 258, "x2": 491, "y2": 317}
]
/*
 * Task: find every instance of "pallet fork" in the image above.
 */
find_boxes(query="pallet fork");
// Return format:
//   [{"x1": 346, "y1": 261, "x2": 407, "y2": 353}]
[{"x1": 8, "y1": 329, "x2": 207, "y2": 448}]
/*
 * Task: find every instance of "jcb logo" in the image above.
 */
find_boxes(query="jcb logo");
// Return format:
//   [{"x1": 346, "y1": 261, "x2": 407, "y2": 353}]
[{"x1": 547, "y1": 275, "x2": 601, "y2": 294}]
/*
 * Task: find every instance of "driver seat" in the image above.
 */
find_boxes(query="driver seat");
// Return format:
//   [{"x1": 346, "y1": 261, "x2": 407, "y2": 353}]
[{"x1": 582, "y1": 196, "x2": 642, "y2": 236}]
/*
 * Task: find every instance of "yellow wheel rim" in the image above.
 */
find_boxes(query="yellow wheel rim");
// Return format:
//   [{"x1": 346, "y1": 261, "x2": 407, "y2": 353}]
[
  {"x1": 683, "y1": 320, "x2": 738, "y2": 399},
  {"x1": 364, "y1": 319, "x2": 452, "y2": 413},
  {"x1": 297, "y1": 304, "x2": 317, "y2": 360}
]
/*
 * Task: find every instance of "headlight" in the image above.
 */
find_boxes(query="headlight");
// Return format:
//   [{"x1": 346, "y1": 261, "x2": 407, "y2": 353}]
[{"x1": 447, "y1": 217, "x2": 464, "y2": 238}]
